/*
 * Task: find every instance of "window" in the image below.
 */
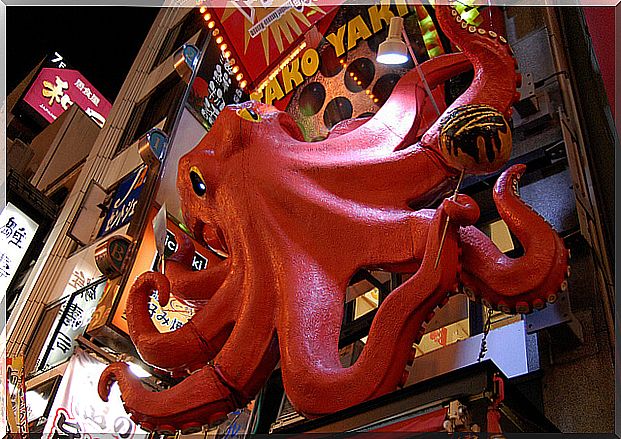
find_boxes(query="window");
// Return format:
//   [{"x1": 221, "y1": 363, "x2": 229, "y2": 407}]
[
  {"x1": 115, "y1": 77, "x2": 186, "y2": 155},
  {"x1": 152, "y1": 9, "x2": 206, "y2": 70}
]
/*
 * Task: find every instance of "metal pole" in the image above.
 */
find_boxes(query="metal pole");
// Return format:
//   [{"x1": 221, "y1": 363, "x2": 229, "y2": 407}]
[{"x1": 402, "y1": 28, "x2": 441, "y2": 117}]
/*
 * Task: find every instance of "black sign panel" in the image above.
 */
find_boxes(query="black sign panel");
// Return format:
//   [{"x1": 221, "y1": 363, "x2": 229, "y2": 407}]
[{"x1": 186, "y1": 36, "x2": 249, "y2": 130}]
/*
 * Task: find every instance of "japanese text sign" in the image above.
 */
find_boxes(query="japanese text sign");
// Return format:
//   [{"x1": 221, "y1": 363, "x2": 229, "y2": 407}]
[
  {"x1": 0, "y1": 203, "x2": 39, "y2": 295},
  {"x1": 42, "y1": 350, "x2": 147, "y2": 438},
  {"x1": 97, "y1": 165, "x2": 148, "y2": 239},
  {"x1": 22, "y1": 67, "x2": 112, "y2": 127},
  {"x1": 36, "y1": 279, "x2": 107, "y2": 373},
  {"x1": 187, "y1": 37, "x2": 248, "y2": 130},
  {"x1": 6, "y1": 357, "x2": 29, "y2": 437}
]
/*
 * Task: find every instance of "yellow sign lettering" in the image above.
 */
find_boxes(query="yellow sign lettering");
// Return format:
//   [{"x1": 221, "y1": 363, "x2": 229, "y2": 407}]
[
  {"x1": 347, "y1": 15, "x2": 372, "y2": 52},
  {"x1": 368, "y1": 0, "x2": 394, "y2": 33},
  {"x1": 264, "y1": 79, "x2": 285, "y2": 105},
  {"x1": 281, "y1": 58, "x2": 305, "y2": 94},
  {"x1": 326, "y1": 24, "x2": 347, "y2": 57},
  {"x1": 300, "y1": 48, "x2": 320, "y2": 77}
]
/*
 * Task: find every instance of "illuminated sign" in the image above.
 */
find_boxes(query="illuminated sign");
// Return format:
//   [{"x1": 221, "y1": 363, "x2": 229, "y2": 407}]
[
  {"x1": 42, "y1": 350, "x2": 146, "y2": 437},
  {"x1": 95, "y1": 235, "x2": 132, "y2": 279},
  {"x1": 6, "y1": 357, "x2": 29, "y2": 436},
  {"x1": 97, "y1": 165, "x2": 148, "y2": 239},
  {"x1": 212, "y1": 2, "x2": 339, "y2": 86},
  {"x1": 0, "y1": 203, "x2": 39, "y2": 295},
  {"x1": 111, "y1": 207, "x2": 223, "y2": 335},
  {"x1": 21, "y1": 53, "x2": 112, "y2": 127},
  {"x1": 187, "y1": 37, "x2": 248, "y2": 130}
]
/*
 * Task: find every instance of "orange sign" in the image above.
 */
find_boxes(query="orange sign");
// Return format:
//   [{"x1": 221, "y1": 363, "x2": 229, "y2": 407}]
[{"x1": 111, "y1": 205, "x2": 222, "y2": 335}]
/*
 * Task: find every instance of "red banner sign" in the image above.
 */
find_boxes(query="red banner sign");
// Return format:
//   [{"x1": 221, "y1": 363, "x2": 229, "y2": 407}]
[{"x1": 22, "y1": 67, "x2": 112, "y2": 127}]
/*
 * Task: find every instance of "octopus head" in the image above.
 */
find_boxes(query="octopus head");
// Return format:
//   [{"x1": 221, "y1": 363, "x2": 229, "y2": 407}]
[{"x1": 176, "y1": 100, "x2": 303, "y2": 254}]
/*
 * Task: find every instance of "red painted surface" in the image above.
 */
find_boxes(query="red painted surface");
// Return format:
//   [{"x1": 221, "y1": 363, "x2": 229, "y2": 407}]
[
  {"x1": 99, "y1": 3, "x2": 568, "y2": 433},
  {"x1": 371, "y1": 407, "x2": 447, "y2": 432},
  {"x1": 582, "y1": 7, "x2": 615, "y2": 117}
]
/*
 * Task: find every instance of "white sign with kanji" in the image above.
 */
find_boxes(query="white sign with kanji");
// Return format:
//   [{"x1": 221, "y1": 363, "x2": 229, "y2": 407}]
[{"x1": 0, "y1": 203, "x2": 39, "y2": 295}]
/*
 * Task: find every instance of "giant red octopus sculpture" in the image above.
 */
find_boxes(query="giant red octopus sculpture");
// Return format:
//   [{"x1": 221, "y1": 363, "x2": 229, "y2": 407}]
[{"x1": 99, "y1": 3, "x2": 569, "y2": 433}]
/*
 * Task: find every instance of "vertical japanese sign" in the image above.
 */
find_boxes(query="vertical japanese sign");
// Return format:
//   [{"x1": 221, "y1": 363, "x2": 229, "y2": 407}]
[
  {"x1": 0, "y1": 203, "x2": 39, "y2": 295},
  {"x1": 20, "y1": 52, "x2": 112, "y2": 127},
  {"x1": 42, "y1": 350, "x2": 147, "y2": 438},
  {"x1": 97, "y1": 165, "x2": 148, "y2": 239},
  {"x1": 6, "y1": 357, "x2": 29, "y2": 437},
  {"x1": 186, "y1": 36, "x2": 248, "y2": 130},
  {"x1": 35, "y1": 279, "x2": 108, "y2": 373}
]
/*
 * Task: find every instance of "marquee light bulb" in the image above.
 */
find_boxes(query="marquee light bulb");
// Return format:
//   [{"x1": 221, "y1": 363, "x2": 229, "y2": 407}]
[
  {"x1": 224, "y1": 51, "x2": 231, "y2": 59},
  {"x1": 208, "y1": 21, "x2": 215, "y2": 29},
  {"x1": 240, "y1": 80, "x2": 247, "y2": 89},
  {"x1": 216, "y1": 36, "x2": 223, "y2": 44},
  {"x1": 199, "y1": 6, "x2": 206, "y2": 13},
  {"x1": 220, "y1": 44, "x2": 227, "y2": 51},
  {"x1": 236, "y1": 73, "x2": 243, "y2": 81},
  {"x1": 232, "y1": 66, "x2": 240, "y2": 73},
  {"x1": 203, "y1": 13, "x2": 211, "y2": 21}
]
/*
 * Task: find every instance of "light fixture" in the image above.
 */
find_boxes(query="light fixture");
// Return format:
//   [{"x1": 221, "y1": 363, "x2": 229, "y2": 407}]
[
  {"x1": 376, "y1": 16, "x2": 440, "y2": 116},
  {"x1": 376, "y1": 17, "x2": 408, "y2": 65},
  {"x1": 128, "y1": 361, "x2": 151, "y2": 378}
]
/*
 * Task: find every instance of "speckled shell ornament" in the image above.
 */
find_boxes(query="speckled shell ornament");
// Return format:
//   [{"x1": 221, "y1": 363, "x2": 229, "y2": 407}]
[{"x1": 438, "y1": 104, "x2": 512, "y2": 174}]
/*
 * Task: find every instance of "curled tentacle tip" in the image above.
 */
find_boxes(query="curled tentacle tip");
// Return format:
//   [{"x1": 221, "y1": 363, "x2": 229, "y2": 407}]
[
  {"x1": 158, "y1": 288, "x2": 171, "y2": 307},
  {"x1": 98, "y1": 363, "x2": 124, "y2": 402}
]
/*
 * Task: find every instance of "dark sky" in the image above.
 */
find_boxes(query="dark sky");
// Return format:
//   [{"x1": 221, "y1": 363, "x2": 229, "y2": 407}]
[{"x1": 7, "y1": 7, "x2": 160, "y2": 102}]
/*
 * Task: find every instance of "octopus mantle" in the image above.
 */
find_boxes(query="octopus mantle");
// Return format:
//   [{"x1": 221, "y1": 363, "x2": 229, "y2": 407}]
[{"x1": 99, "y1": 4, "x2": 569, "y2": 434}]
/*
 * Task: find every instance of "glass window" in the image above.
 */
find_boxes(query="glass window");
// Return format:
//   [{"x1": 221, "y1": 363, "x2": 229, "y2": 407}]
[
  {"x1": 152, "y1": 9, "x2": 205, "y2": 70},
  {"x1": 115, "y1": 77, "x2": 186, "y2": 155}
]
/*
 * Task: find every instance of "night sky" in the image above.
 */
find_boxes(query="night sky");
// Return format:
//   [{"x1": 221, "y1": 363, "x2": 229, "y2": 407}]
[{"x1": 7, "y1": 7, "x2": 160, "y2": 102}]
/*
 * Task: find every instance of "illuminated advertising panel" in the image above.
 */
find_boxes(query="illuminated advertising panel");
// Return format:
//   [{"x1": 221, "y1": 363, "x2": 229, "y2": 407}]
[
  {"x1": 211, "y1": 1, "x2": 341, "y2": 87},
  {"x1": 187, "y1": 36, "x2": 249, "y2": 130},
  {"x1": 35, "y1": 279, "x2": 108, "y2": 373},
  {"x1": 42, "y1": 350, "x2": 147, "y2": 438},
  {"x1": 20, "y1": 53, "x2": 112, "y2": 127},
  {"x1": 0, "y1": 203, "x2": 39, "y2": 295}
]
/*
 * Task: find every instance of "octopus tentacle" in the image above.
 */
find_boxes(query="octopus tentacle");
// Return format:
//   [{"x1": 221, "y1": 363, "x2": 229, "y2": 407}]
[
  {"x1": 165, "y1": 233, "x2": 231, "y2": 308},
  {"x1": 98, "y1": 362, "x2": 237, "y2": 433},
  {"x1": 125, "y1": 271, "x2": 239, "y2": 374},
  {"x1": 459, "y1": 164, "x2": 569, "y2": 312},
  {"x1": 421, "y1": 2, "x2": 521, "y2": 150},
  {"x1": 279, "y1": 197, "x2": 478, "y2": 417}
]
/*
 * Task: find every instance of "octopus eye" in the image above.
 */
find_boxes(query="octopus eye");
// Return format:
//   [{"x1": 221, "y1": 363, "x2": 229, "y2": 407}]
[
  {"x1": 189, "y1": 166, "x2": 207, "y2": 196},
  {"x1": 236, "y1": 107, "x2": 262, "y2": 123}
]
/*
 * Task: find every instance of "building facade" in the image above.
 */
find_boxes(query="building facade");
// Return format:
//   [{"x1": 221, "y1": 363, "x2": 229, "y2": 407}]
[{"x1": 5, "y1": 3, "x2": 616, "y2": 437}]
